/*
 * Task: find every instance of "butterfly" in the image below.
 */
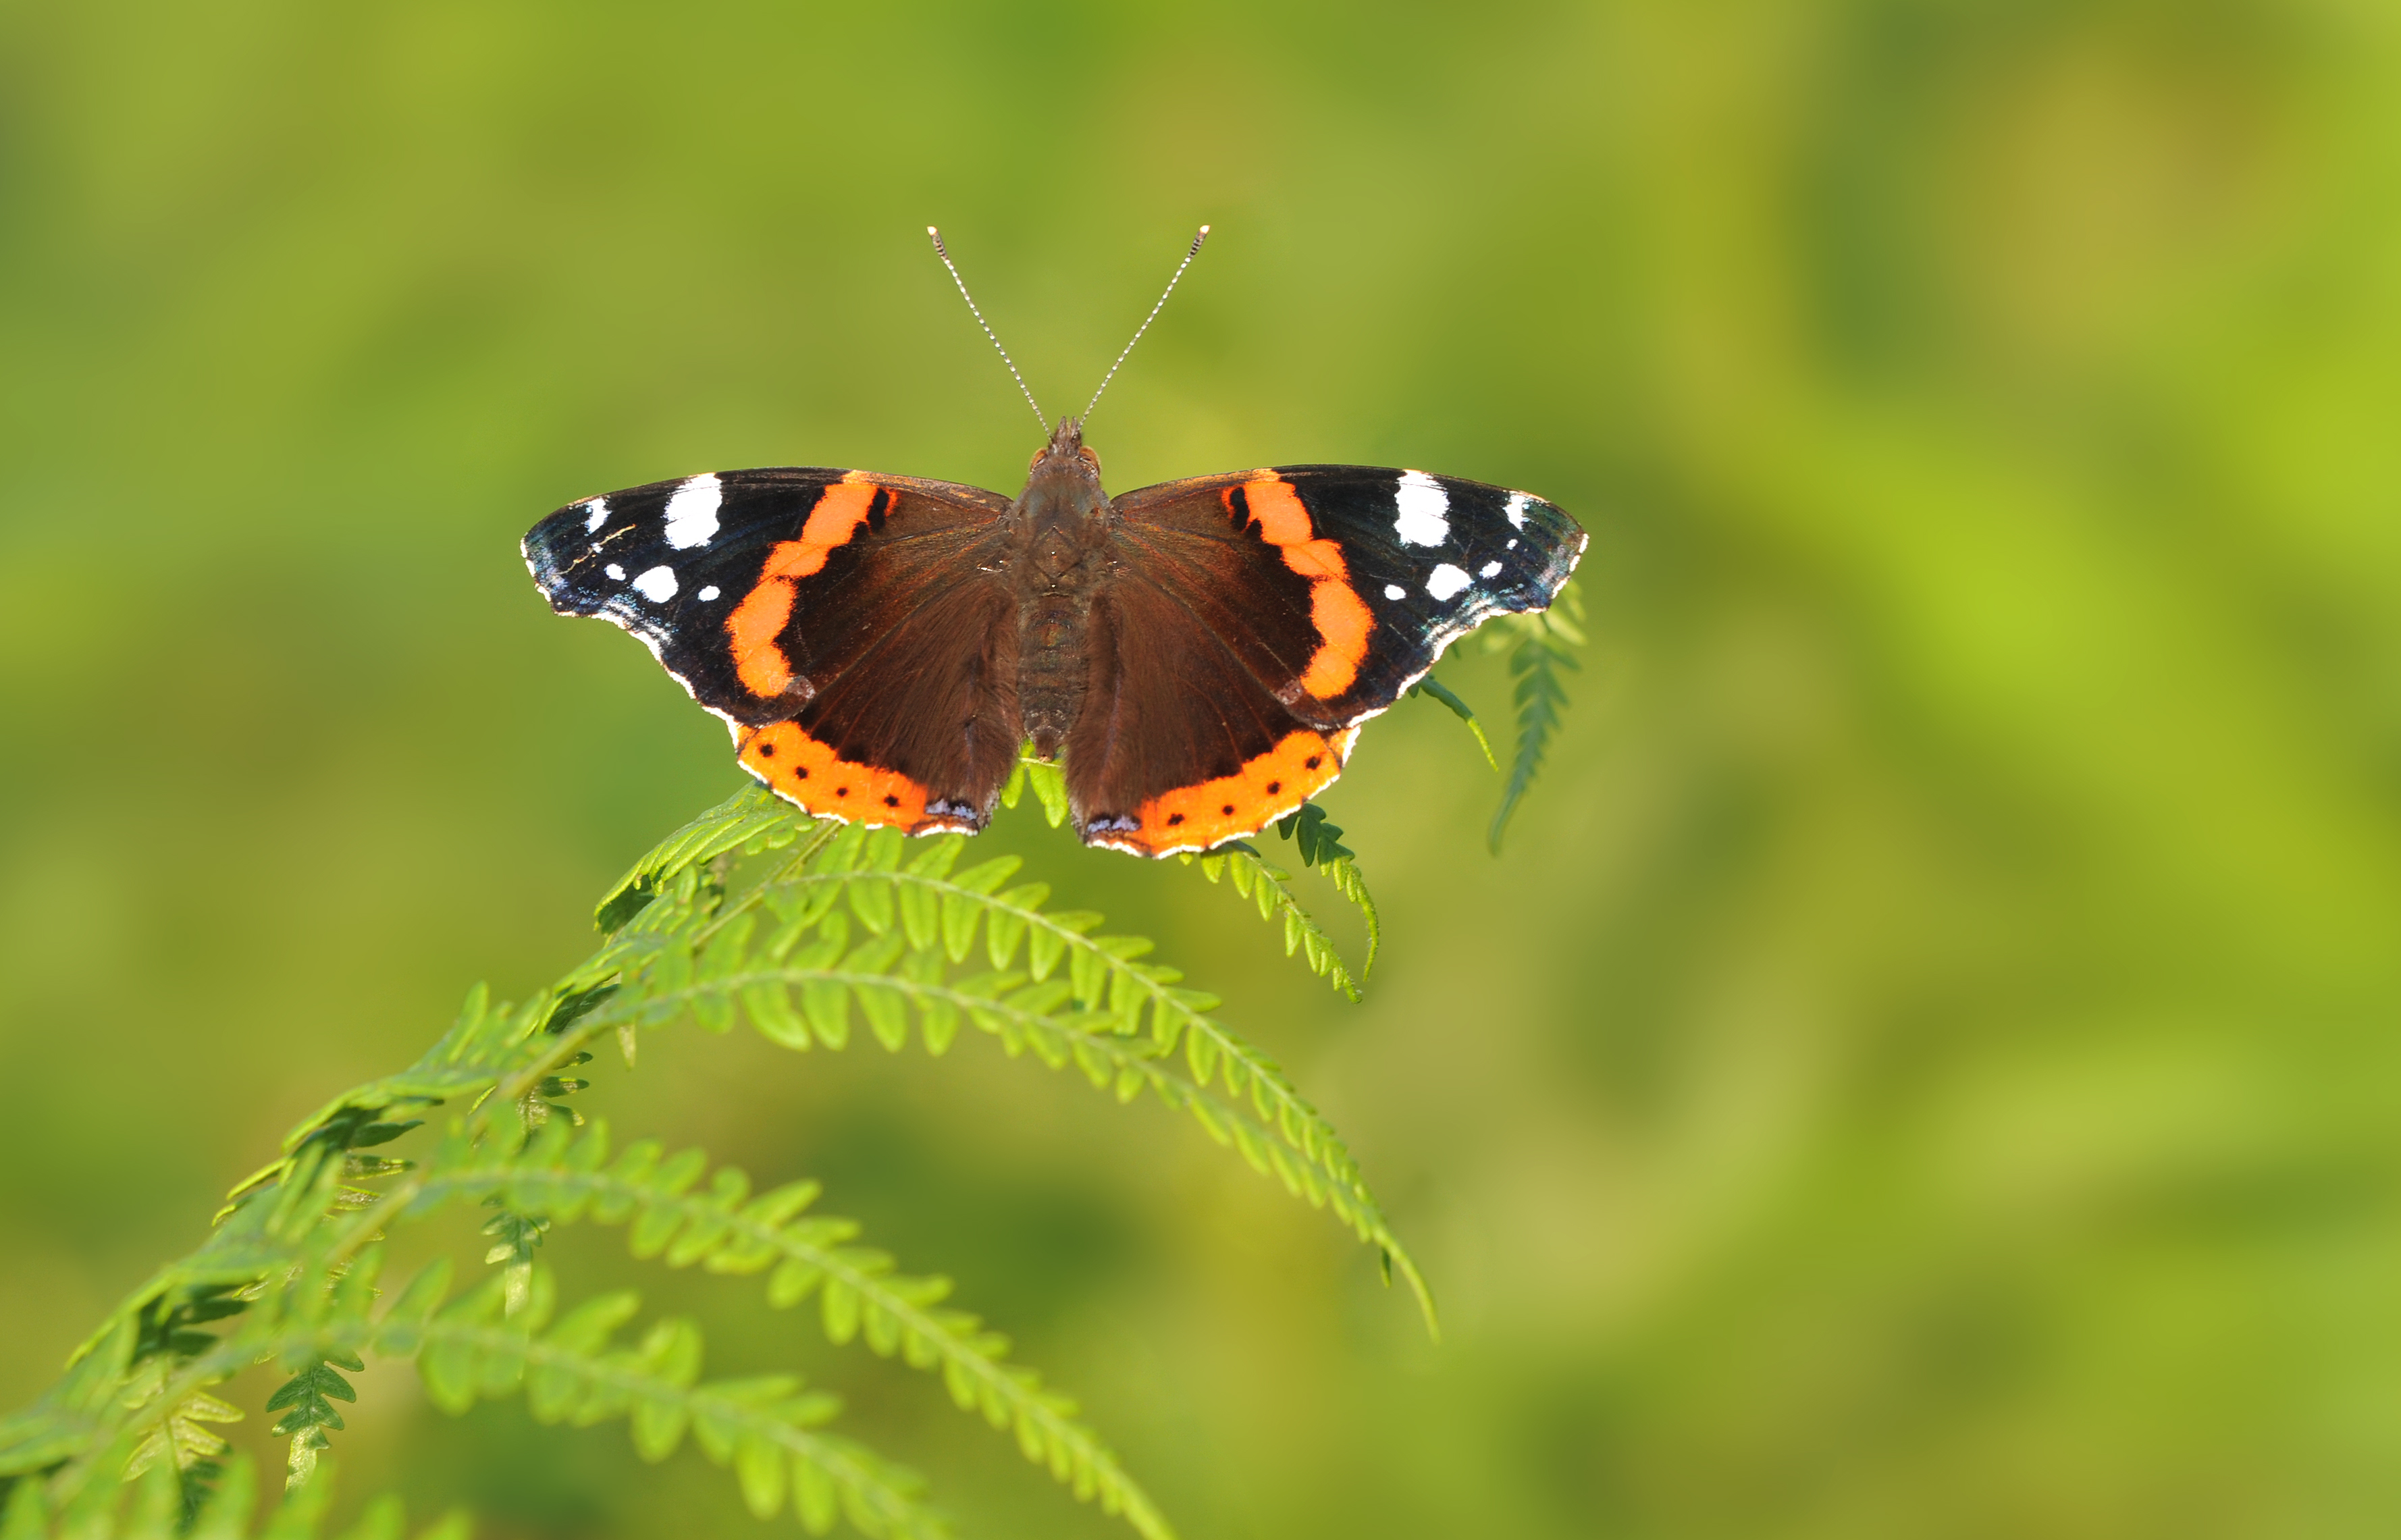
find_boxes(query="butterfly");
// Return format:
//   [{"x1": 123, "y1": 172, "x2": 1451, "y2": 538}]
[{"x1": 522, "y1": 231, "x2": 1585, "y2": 857}]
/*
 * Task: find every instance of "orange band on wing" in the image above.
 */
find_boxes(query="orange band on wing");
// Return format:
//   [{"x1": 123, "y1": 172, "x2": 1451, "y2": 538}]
[
  {"x1": 725, "y1": 479, "x2": 885, "y2": 698},
  {"x1": 1242, "y1": 476, "x2": 1314, "y2": 545},
  {"x1": 1242, "y1": 474, "x2": 1374, "y2": 699},
  {"x1": 793, "y1": 479, "x2": 879, "y2": 569},
  {"x1": 1098, "y1": 727, "x2": 1358, "y2": 856},
  {"x1": 739, "y1": 720, "x2": 961, "y2": 833},
  {"x1": 760, "y1": 479, "x2": 879, "y2": 584},
  {"x1": 729, "y1": 579, "x2": 799, "y2": 695},
  {"x1": 1281, "y1": 537, "x2": 1348, "y2": 581},
  {"x1": 1300, "y1": 580, "x2": 1373, "y2": 697}
]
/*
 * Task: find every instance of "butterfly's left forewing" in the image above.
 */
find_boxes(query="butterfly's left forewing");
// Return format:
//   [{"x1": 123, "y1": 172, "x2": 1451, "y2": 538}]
[{"x1": 524, "y1": 468, "x2": 1024, "y2": 834}]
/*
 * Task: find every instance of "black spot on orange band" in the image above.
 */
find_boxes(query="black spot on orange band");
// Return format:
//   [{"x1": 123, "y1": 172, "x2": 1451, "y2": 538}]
[
  {"x1": 1085, "y1": 727, "x2": 1359, "y2": 856},
  {"x1": 737, "y1": 720, "x2": 976, "y2": 835}
]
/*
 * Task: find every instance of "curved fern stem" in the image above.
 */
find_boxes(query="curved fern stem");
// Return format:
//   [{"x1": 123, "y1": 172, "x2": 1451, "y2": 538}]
[
  {"x1": 15, "y1": 1250, "x2": 952, "y2": 1540},
  {"x1": 683, "y1": 843, "x2": 1431, "y2": 1329},
  {"x1": 3, "y1": 1455, "x2": 467, "y2": 1540},
  {"x1": 1407, "y1": 673, "x2": 1500, "y2": 771},
  {"x1": 390, "y1": 1267, "x2": 943, "y2": 1539},
  {"x1": 1192, "y1": 845, "x2": 1365, "y2": 998},
  {"x1": 414, "y1": 1119, "x2": 1173, "y2": 1540}
]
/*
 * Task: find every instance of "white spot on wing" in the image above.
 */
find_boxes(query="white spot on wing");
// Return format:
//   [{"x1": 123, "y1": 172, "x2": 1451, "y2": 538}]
[
  {"x1": 604, "y1": 563, "x2": 627, "y2": 581},
  {"x1": 1504, "y1": 491, "x2": 1530, "y2": 529},
  {"x1": 584, "y1": 497, "x2": 610, "y2": 533},
  {"x1": 1426, "y1": 563, "x2": 1472, "y2": 601},
  {"x1": 632, "y1": 565, "x2": 679, "y2": 602},
  {"x1": 663, "y1": 473, "x2": 722, "y2": 549},
  {"x1": 697, "y1": 585, "x2": 720, "y2": 602},
  {"x1": 1506, "y1": 537, "x2": 1519, "y2": 549},
  {"x1": 1479, "y1": 560, "x2": 1504, "y2": 578},
  {"x1": 1394, "y1": 471, "x2": 1450, "y2": 547},
  {"x1": 1383, "y1": 583, "x2": 1407, "y2": 601}
]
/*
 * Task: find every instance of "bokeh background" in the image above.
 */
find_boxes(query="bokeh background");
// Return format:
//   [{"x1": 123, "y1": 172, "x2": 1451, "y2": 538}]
[{"x1": 6, "y1": 1, "x2": 2400, "y2": 1535}]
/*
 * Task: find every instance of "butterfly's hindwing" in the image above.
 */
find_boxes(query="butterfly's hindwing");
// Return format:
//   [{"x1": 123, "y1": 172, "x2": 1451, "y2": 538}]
[{"x1": 1063, "y1": 570, "x2": 1358, "y2": 858}]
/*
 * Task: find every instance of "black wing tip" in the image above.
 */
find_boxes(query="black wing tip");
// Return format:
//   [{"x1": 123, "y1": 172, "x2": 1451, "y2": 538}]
[{"x1": 521, "y1": 533, "x2": 591, "y2": 613}]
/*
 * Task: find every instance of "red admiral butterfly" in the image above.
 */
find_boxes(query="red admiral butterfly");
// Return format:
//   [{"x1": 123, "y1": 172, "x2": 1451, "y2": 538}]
[{"x1": 524, "y1": 230, "x2": 1585, "y2": 858}]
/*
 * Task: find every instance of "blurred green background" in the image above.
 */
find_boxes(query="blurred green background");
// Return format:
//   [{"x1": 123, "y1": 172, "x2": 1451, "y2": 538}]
[{"x1": 5, "y1": 1, "x2": 2400, "y2": 1535}]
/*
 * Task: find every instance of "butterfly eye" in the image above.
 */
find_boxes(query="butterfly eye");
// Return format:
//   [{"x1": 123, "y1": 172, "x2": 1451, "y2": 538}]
[
  {"x1": 1079, "y1": 446, "x2": 1103, "y2": 473},
  {"x1": 1029, "y1": 446, "x2": 1047, "y2": 470}
]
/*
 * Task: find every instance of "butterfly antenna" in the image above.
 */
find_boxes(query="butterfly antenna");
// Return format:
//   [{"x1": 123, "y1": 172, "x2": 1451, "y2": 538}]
[
  {"x1": 927, "y1": 227, "x2": 1048, "y2": 431},
  {"x1": 1083, "y1": 224, "x2": 1209, "y2": 421}
]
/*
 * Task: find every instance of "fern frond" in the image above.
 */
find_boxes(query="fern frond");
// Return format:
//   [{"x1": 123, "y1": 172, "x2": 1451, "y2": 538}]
[
  {"x1": 119, "y1": 1390, "x2": 240, "y2": 1482},
  {"x1": 602, "y1": 824, "x2": 1432, "y2": 1329},
  {"x1": 263, "y1": 1353, "x2": 357, "y2": 1491},
  {"x1": 9, "y1": 781, "x2": 1437, "y2": 1531},
  {"x1": 7, "y1": 1244, "x2": 388, "y2": 1512},
  {"x1": 641, "y1": 945, "x2": 1431, "y2": 1324},
  {"x1": 999, "y1": 753, "x2": 1072, "y2": 828},
  {"x1": 408, "y1": 1118, "x2": 1173, "y2": 1540},
  {"x1": 106, "y1": 1282, "x2": 249, "y2": 1519},
  {"x1": 1273, "y1": 803, "x2": 1382, "y2": 979},
  {"x1": 591, "y1": 782, "x2": 802, "y2": 932},
  {"x1": 384, "y1": 1265, "x2": 943, "y2": 1540},
  {"x1": 1482, "y1": 579, "x2": 1585, "y2": 852},
  {"x1": 117, "y1": 1375, "x2": 240, "y2": 1524},
  {"x1": 2, "y1": 1456, "x2": 464, "y2": 1540},
  {"x1": 1190, "y1": 844, "x2": 1363, "y2": 999},
  {"x1": 1314, "y1": 855, "x2": 1379, "y2": 977},
  {"x1": 477, "y1": 1200, "x2": 550, "y2": 1317},
  {"x1": 18, "y1": 1245, "x2": 943, "y2": 1540}
]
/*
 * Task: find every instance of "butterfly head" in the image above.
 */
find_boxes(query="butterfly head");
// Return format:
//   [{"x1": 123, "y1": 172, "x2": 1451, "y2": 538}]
[{"x1": 1018, "y1": 415, "x2": 1108, "y2": 519}]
